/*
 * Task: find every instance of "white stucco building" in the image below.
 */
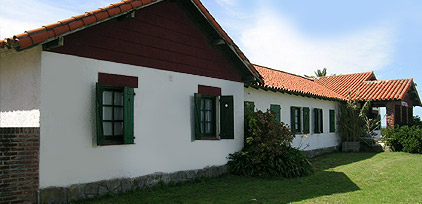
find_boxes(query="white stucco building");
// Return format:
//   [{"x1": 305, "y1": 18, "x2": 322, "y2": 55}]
[
  {"x1": 1, "y1": 0, "x2": 420, "y2": 203},
  {"x1": 0, "y1": 1, "x2": 262, "y2": 202}
]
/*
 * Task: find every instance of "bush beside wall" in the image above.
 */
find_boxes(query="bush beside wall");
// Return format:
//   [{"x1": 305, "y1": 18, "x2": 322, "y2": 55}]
[
  {"x1": 382, "y1": 125, "x2": 422, "y2": 154},
  {"x1": 227, "y1": 110, "x2": 313, "y2": 178}
]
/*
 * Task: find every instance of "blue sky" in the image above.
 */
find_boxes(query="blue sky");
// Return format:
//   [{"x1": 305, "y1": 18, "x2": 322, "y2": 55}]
[{"x1": 1, "y1": 0, "x2": 421, "y2": 116}]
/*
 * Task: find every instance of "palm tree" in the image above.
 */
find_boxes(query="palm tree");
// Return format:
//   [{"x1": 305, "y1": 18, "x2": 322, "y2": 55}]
[
  {"x1": 304, "y1": 68, "x2": 328, "y2": 78},
  {"x1": 314, "y1": 68, "x2": 327, "y2": 77}
]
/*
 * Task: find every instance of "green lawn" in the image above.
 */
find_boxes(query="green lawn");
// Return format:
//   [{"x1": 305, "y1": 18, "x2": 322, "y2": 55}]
[{"x1": 77, "y1": 152, "x2": 422, "y2": 204}]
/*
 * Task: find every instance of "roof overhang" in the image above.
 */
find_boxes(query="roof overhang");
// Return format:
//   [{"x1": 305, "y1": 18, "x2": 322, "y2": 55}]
[
  {"x1": 0, "y1": 0, "x2": 262, "y2": 84},
  {"x1": 408, "y1": 83, "x2": 421, "y2": 106},
  {"x1": 245, "y1": 84, "x2": 344, "y2": 102}
]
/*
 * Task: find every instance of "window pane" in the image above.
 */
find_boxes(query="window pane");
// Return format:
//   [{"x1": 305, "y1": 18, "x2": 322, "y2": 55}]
[
  {"x1": 114, "y1": 92, "x2": 123, "y2": 106},
  {"x1": 103, "y1": 107, "x2": 113, "y2": 120},
  {"x1": 103, "y1": 122, "x2": 113, "y2": 136},
  {"x1": 205, "y1": 99, "x2": 212, "y2": 110},
  {"x1": 205, "y1": 123, "x2": 211, "y2": 134},
  {"x1": 201, "y1": 123, "x2": 204, "y2": 134},
  {"x1": 114, "y1": 122, "x2": 123, "y2": 135},
  {"x1": 103, "y1": 91, "x2": 113, "y2": 105},
  {"x1": 114, "y1": 107, "x2": 124, "y2": 120},
  {"x1": 201, "y1": 99, "x2": 205, "y2": 110},
  {"x1": 205, "y1": 111, "x2": 212, "y2": 122},
  {"x1": 201, "y1": 110, "x2": 204, "y2": 122}
]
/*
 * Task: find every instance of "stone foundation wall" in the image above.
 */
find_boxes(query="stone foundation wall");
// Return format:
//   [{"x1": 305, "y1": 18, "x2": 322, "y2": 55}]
[
  {"x1": 0, "y1": 128, "x2": 40, "y2": 204},
  {"x1": 303, "y1": 146, "x2": 340, "y2": 158},
  {"x1": 39, "y1": 165, "x2": 228, "y2": 203}
]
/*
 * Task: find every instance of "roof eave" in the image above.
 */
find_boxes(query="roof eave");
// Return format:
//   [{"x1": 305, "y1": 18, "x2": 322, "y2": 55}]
[
  {"x1": 246, "y1": 84, "x2": 344, "y2": 102},
  {"x1": 2, "y1": 0, "x2": 165, "y2": 52}
]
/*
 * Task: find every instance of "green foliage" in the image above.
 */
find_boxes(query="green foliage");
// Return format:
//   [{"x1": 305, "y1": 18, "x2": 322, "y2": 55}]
[
  {"x1": 382, "y1": 125, "x2": 422, "y2": 153},
  {"x1": 314, "y1": 67, "x2": 327, "y2": 77},
  {"x1": 228, "y1": 110, "x2": 313, "y2": 177},
  {"x1": 409, "y1": 115, "x2": 422, "y2": 127},
  {"x1": 304, "y1": 68, "x2": 328, "y2": 78},
  {"x1": 382, "y1": 127, "x2": 401, "y2": 150},
  {"x1": 338, "y1": 99, "x2": 371, "y2": 142}
]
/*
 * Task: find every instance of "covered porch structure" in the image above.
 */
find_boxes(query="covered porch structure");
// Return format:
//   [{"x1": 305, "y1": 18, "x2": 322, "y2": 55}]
[{"x1": 314, "y1": 72, "x2": 421, "y2": 127}]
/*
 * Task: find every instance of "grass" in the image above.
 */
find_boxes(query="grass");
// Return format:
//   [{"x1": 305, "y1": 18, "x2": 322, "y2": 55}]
[{"x1": 76, "y1": 152, "x2": 422, "y2": 204}]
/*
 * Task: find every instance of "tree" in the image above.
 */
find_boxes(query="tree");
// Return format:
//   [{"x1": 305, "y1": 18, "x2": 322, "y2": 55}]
[
  {"x1": 305, "y1": 68, "x2": 328, "y2": 78},
  {"x1": 314, "y1": 68, "x2": 327, "y2": 77}
]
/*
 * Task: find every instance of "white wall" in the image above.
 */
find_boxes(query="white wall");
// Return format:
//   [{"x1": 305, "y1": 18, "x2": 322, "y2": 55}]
[
  {"x1": 244, "y1": 87, "x2": 341, "y2": 151},
  {"x1": 0, "y1": 47, "x2": 41, "y2": 127},
  {"x1": 380, "y1": 107, "x2": 387, "y2": 128},
  {"x1": 39, "y1": 52, "x2": 244, "y2": 188}
]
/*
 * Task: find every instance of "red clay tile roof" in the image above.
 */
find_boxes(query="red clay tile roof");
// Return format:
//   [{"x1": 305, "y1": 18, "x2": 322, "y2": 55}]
[
  {"x1": 314, "y1": 72, "x2": 420, "y2": 104},
  {"x1": 253, "y1": 64, "x2": 344, "y2": 100},
  {"x1": 253, "y1": 65, "x2": 420, "y2": 104},
  {"x1": 0, "y1": 0, "x2": 260, "y2": 79},
  {"x1": 313, "y1": 72, "x2": 376, "y2": 98},
  {"x1": 354, "y1": 79, "x2": 414, "y2": 101}
]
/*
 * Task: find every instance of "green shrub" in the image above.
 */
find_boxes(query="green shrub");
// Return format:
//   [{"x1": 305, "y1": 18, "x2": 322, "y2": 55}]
[
  {"x1": 338, "y1": 99, "x2": 371, "y2": 142},
  {"x1": 382, "y1": 125, "x2": 422, "y2": 153},
  {"x1": 410, "y1": 116, "x2": 422, "y2": 127},
  {"x1": 227, "y1": 110, "x2": 313, "y2": 177},
  {"x1": 382, "y1": 126, "x2": 402, "y2": 151}
]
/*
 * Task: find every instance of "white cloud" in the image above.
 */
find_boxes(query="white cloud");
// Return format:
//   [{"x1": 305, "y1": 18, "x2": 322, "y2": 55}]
[
  {"x1": 214, "y1": 0, "x2": 249, "y2": 19},
  {"x1": 239, "y1": 9, "x2": 396, "y2": 76}
]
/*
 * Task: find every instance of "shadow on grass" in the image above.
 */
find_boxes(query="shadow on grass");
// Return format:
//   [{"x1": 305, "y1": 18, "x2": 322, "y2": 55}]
[
  {"x1": 311, "y1": 152, "x2": 380, "y2": 170},
  {"x1": 219, "y1": 152, "x2": 381, "y2": 204},
  {"x1": 241, "y1": 171, "x2": 361, "y2": 204},
  {"x1": 76, "y1": 152, "x2": 380, "y2": 204}
]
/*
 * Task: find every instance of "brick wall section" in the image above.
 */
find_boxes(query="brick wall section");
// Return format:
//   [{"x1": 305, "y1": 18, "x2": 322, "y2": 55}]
[
  {"x1": 386, "y1": 101, "x2": 397, "y2": 127},
  {"x1": 0, "y1": 128, "x2": 40, "y2": 204}
]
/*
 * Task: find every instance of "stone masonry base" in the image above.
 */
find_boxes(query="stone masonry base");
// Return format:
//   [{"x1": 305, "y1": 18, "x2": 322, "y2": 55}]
[
  {"x1": 39, "y1": 165, "x2": 228, "y2": 203},
  {"x1": 303, "y1": 145, "x2": 340, "y2": 158}
]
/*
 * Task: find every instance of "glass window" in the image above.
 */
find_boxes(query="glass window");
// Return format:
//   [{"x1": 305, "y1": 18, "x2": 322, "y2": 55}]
[
  {"x1": 200, "y1": 96, "x2": 216, "y2": 137},
  {"x1": 96, "y1": 83, "x2": 135, "y2": 145}
]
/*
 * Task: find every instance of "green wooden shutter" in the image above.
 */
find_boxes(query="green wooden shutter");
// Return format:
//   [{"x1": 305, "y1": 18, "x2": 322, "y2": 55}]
[
  {"x1": 96, "y1": 83, "x2": 105, "y2": 145},
  {"x1": 270, "y1": 104, "x2": 281, "y2": 123},
  {"x1": 303, "y1": 107, "x2": 310, "y2": 134},
  {"x1": 220, "y1": 96, "x2": 234, "y2": 139},
  {"x1": 319, "y1": 109, "x2": 324, "y2": 133},
  {"x1": 290, "y1": 106, "x2": 296, "y2": 133},
  {"x1": 314, "y1": 108, "x2": 319, "y2": 133},
  {"x1": 297, "y1": 108, "x2": 301, "y2": 132},
  {"x1": 329, "y1": 109, "x2": 335, "y2": 132},
  {"x1": 123, "y1": 87, "x2": 135, "y2": 144},
  {"x1": 194, "y1": 93, "x2": 202, "y2": 140}
]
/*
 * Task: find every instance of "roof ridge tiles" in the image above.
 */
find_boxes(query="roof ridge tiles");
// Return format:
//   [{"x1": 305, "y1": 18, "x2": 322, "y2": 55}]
[
  {"x1": 316, "y1": 71, "x2": 374, "y2": 78},
  {"x1": 252, "y1": 64, "x2": 313, "y2": 81}
]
